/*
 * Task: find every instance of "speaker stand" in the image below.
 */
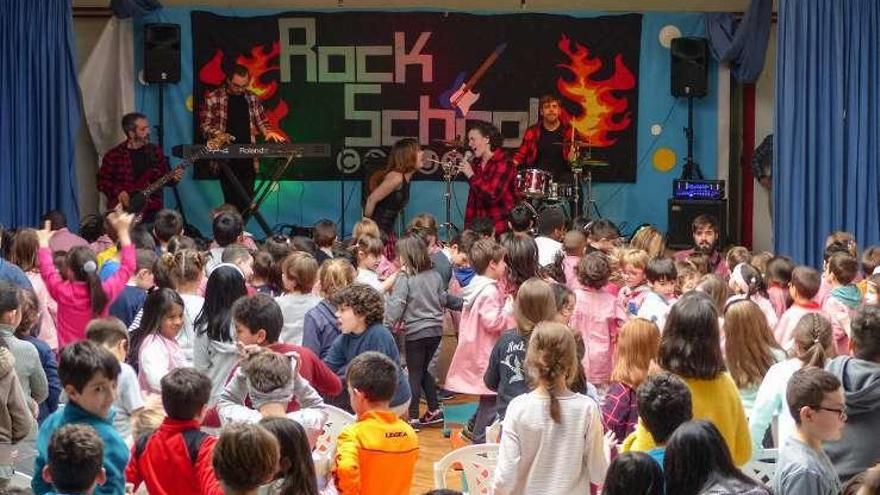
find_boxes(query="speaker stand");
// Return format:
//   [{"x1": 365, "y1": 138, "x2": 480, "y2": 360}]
[
  {"x1": 681, "y1": 92, "x2": 704, "y2": 181},
  {"x1": 156, "y1": 83, "x2": 189, "y2": 226}
]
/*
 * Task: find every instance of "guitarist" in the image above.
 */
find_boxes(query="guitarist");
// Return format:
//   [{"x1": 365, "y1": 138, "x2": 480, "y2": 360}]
[
  {"x1": 512, "y1": 94, "x2": 576, "y2": 184},
  {"x1": 98, "y1": 112, "x2": 182, "y2": 224},
  {"x1": 199, "y1": 64, "x2": 286, "y2": 214}
]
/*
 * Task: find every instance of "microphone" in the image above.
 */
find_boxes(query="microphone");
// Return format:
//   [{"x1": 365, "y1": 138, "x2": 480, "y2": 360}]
[{"x1": 463, "y1": 150, "x2": 474, "y2": 163}]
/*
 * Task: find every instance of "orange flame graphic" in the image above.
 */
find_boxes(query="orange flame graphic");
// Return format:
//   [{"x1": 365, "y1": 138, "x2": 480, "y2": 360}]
[
  {"x1": 556, "y1": 35, "x2": 635, "y2": 147},
  {"x1": 236, "y1": 42, "x2": 281, "y2": 100}
]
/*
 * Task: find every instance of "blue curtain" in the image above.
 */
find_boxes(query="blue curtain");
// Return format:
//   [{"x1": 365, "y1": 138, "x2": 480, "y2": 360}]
[
  {"x1": 0, "y1": 0, "x2": 82, "y2": 229},
  {"x1": 774, "y1": 0, "x2": 880, "y2": 268},
  {"x1": 705, "y1": 0, "x2": 773, "y2": 83}
]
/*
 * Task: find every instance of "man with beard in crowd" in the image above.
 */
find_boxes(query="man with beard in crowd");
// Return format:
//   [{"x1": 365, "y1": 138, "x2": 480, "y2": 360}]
[{"x1": 674, "y1": 214, "x2": 729, "y2": 277}]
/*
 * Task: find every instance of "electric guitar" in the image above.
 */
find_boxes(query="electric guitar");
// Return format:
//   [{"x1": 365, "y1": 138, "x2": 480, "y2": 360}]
[
  {"x1": 127, "y1": 133, "x2": 233, "y2": 222},
  {"x1": 439, "y1": 43, "x2": 507, "y2": 117}
]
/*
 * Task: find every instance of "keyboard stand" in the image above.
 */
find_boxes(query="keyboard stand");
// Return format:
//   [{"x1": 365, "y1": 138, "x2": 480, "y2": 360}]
[
  {"x1": 218, "y1": 162, "x2": 274, "y2": 237},
  {"x1": 243, "y1": 153, "x2": 297, "y2": 236}
]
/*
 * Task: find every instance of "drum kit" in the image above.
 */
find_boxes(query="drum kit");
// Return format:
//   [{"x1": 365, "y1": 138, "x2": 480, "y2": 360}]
[
  {"x1": 431, "y1": 136, "x2": 608, "y2": 238},
  {"x1": 515, "y1": 138, "x2": 608, "y2": 221}
]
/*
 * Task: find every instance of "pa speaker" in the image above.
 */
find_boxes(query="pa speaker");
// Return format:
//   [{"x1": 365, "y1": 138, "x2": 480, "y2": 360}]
[
  {"x1": 144, "y1": 23, "x2": 181, "y2": 83},
  {"x1": 671, "y1": 37, "x2": 709, "y2": 98},
  {"x1": 667, "y1": 199, "x2": 727, "y2": 250}
]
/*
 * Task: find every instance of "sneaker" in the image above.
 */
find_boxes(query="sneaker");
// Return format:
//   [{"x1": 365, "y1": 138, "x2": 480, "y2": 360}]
[
  {"x1": 407, "y1": 418, "x2": 421, "y2": 432},
  {"x1": 419, "y1": 409, "x2": 444, "y2": 426},
  {"x1": 460, "y1": 419, "x2": 475, "y2": 442}
]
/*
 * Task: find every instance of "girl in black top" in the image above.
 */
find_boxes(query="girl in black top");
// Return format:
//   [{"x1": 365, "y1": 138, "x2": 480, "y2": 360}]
[{"x1": 363, "y1": 138, "x2": 421, "y2": 236}]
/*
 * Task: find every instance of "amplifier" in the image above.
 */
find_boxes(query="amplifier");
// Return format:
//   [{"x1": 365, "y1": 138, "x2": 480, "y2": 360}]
[{"x1": 673, "y1": 179, "x2": 726, "y2": 200}]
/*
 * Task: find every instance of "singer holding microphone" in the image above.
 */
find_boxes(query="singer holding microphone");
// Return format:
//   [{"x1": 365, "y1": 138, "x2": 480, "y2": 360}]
[
  {"x1": 364, "y1": 138, "x2": 422, "y2": 237},
  {"x1": 460, "y1": 120, "x2": 518, "y2": 235}
]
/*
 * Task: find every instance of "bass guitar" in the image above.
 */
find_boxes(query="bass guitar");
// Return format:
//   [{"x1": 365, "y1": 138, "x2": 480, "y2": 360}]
[{"x1": 127, "y1": 133, "x2": 233, "y2": 223}]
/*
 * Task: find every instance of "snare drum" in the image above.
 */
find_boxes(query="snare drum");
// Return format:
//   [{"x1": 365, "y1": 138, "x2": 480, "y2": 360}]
[
  {"x1": 516, "y1": 169, "x2": 552, "y2": 198},
  {"x1": 548, "y1": 182, "x2": 574, "y2": 201}
]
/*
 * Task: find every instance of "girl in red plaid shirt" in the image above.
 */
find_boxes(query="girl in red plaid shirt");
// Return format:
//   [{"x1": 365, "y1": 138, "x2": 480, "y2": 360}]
[{"x1": 460, "y1": 121, "x2": 518, "y2": 236}]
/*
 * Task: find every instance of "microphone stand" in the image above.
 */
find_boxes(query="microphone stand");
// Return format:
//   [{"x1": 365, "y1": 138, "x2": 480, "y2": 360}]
[{"x1": 439, "y1": 153, "x2": 462, "y2": 242}]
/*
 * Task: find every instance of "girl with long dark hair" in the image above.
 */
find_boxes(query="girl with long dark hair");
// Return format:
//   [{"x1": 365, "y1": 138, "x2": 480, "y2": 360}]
[
  {"x1": 665, "y1": 420, "x2": 770, "y2": 495},
  {"x1": 193, "y1": 265, "x2": 248, "y2": 402}
]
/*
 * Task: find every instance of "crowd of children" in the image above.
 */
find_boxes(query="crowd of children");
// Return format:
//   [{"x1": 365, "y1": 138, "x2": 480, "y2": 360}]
[{"x1": 0, "y1": 205, "x2": 879, "y2": 495}]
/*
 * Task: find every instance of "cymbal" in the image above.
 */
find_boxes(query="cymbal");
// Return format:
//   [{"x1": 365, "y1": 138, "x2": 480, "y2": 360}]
[
  {"x1": 432, "y1": 138, "x2": 466, "y2": 148},
  {"x1": 552, "y1": 140, "x2": 593, "y2": 147},
  {"x1": 578, "y1": 158, "x2": 610, "y2": 167}
]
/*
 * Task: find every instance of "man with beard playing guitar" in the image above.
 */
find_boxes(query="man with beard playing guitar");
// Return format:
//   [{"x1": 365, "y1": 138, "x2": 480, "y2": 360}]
[
  {"x1": 673, "y1": 214, "x2": 730, "y2": 277},
  {"x1": 98, "y1": 112, "x2": 183, "y2": 225}
]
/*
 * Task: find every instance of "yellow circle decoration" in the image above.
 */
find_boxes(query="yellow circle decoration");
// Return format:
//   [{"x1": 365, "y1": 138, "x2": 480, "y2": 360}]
[
  {"x1": 185, "y1": 95, "x2": 194, "y2": 112},
  {"x1": 653, "y1": 148, "x2": 677, "y2": 172}
]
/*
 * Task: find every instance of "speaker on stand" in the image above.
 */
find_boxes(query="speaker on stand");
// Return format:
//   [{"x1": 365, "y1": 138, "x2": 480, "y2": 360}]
[
  {"x1": 143, "y1": 23, "x2": 188, "y2": 226},
  {"x1": 670, "y1": 37, "x2": 709, "y2": 181}
]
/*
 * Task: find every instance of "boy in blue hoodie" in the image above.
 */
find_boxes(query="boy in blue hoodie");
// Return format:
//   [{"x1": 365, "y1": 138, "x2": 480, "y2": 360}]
[{"x1": 32, "y1": 341, "x2": 128, "y2": 495}]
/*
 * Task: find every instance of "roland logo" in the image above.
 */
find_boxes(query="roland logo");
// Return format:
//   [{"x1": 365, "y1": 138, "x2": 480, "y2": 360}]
[{"x1": 241, "y1": 146, "x2": 267, "y2": 155}]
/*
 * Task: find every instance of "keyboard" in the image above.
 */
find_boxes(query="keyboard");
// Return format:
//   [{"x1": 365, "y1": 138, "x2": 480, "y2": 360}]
[{"x1": 171, "y1": 142, "x2": 331, "y2": 160}]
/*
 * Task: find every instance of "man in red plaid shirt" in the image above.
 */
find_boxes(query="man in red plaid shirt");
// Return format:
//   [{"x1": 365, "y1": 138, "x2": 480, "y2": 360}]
[
  {"x1": 199, "y1": 64, "x2": 286, "y2": 213},
  {"x1": 460, "y1": 121, "x2": 518, "y2": 235},
  {"x1": 512, "y1": 94, "x2": 576, "y2": 183},
  {"x1": 97, "y1": 112, "x2": 182, "y2": 224}
]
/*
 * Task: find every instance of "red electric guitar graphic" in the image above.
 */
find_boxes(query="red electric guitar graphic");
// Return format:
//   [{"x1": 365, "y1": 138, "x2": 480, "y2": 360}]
[{"x1": 439, "y1": 43, "x2": 507, "y2": 117}]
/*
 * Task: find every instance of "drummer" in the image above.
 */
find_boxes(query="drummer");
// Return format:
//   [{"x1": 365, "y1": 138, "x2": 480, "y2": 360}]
[{"x1": 512, "y1": 94, "x2": 576, "y2": 183}]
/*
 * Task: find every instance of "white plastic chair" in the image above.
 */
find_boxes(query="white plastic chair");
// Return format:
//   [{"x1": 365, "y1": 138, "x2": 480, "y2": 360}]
[
  {"x1": 743, "y1": 448, "x2": 778, "y2": 486},
  {"x1": 313, "y1": 404, "x2": 356, "y2": 457},
  {"x1": 434, "y1": 443, "x2": 499, "y2": 495},
  {"x1": 485, "y1": 419, "x2": 502, "y2": 444}
]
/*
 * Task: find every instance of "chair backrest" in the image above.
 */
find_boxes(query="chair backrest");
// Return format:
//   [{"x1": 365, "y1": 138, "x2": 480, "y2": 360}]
[
  {"x1": 313, "y1": 404, "x2": 356, "y2": 457},
  {"x1": 743, "y1": 448, "x2": 778, "y2": 486},
  {"x1": 433, "y1": 444, "x2": 500, "y2": 495}
]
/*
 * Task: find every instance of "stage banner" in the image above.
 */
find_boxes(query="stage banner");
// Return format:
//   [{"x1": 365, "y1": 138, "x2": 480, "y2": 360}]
[{"x1": 192, "y1": 11, "x2": 641, "y2": 182}]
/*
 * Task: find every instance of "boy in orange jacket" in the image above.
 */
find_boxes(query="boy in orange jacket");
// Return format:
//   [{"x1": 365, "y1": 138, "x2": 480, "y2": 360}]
[{"x1": 333, "y1": 351, "x2": 419, "y2": 495}]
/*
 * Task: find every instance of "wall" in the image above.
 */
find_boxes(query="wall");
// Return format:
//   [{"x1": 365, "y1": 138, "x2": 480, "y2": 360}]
[
  {"x1": 72, "y1": 17, "x2": 110, "y2": 218},
  {"x1": 751, "y1": 24, "x2": 776, "y2": 253}
]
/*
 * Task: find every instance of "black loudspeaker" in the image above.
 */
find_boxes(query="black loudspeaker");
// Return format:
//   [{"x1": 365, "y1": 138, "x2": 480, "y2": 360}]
[
  {"x1": 671, "y1": 37, "x2": 709, "y2": 97},
  {"x1": 667, "y1": 199, "x2": 727, "y2": 250},
  {"x1": 144, "y1": 23, "x2": 181, "y2": 83}
]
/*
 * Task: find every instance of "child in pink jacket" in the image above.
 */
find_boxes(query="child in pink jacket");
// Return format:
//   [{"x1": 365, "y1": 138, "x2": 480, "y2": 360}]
[
  {"x1": 570, "y1": 251, "x2": 624, "y2": 388},
  {"x1": 821, "y1": 252, "x2": 861, "y2": 354},
  {"x1": 37, "y1": 212, "x2": 136, "y2": 347},
  {"x1": 445, "y1": 239, "x2": 511, "y2": 443},
  {"x1": 775, "y1": 266, "x2": 828, "y2": 350},
  {"x1": 560, "y1": 230, "x2": 587, "y2": 292}
]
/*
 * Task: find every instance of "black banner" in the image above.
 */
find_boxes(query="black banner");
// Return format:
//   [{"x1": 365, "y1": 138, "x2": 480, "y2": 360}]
[{"x1": 192, "y1": 11, "x2": 641, "y2": 182}]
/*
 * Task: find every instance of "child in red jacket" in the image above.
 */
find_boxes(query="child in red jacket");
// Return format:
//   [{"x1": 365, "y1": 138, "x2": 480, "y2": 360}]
[{"x1": 125, "y1": 367, "x2": 222, "y2": 495}]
